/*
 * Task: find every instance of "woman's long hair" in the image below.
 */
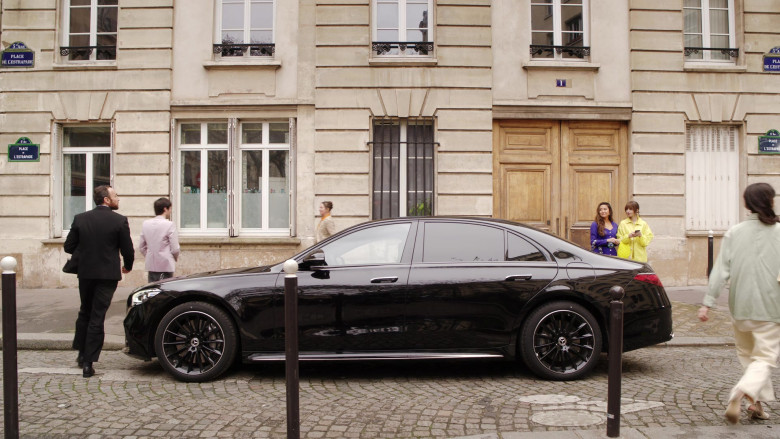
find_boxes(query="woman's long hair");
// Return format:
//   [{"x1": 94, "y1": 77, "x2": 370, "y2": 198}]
[
  {"x1": 743, "y1": 183, "x2": 778, "y2": 225},
  {"x1": 594, "y1": 202, "x2": 614, "y2": 237}
]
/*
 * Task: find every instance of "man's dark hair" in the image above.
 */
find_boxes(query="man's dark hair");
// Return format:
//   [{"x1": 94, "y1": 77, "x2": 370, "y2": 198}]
[
  {"x1": 154, "y1": 197, "x2": 172, "y2": 216},
  {"x1": 93, "y1": 185, "x2": 112, "y2": 206}
]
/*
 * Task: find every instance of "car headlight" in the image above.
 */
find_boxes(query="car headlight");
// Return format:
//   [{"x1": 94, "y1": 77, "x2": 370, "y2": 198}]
[{"x1": 131, "y1": 288, "x2": 162, "y2": 306}]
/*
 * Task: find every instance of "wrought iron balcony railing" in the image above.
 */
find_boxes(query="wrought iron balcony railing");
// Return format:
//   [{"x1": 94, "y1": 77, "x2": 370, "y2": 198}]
[
  {"x1": 213, "y1": 43, "x2": 275, "y2": 57},
  {"x1": 529, "y1": 45, "x2": 590, "y2": 58},
  {"x1": 372, "y1": 41, "x2": 434, "y2": 56},
  {"x1": 684, "y1": 47, "x2": 739, "y2": 58},
  {"x1": 59, "y1": 46, "x2": 116, "y2": 59}
]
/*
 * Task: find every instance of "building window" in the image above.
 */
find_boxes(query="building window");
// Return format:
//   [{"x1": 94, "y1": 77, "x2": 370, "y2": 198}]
[
  {"x1": 371, "y1": 119, "x2": 435, "y2": 219},
  {"x1": 62, "y1": 126, "x2": 112, "y2": 230},
  {"x1": 530, "y1": 0, "x2": 589, "y2": 59},
  {"x1": 372, "y1": 0, "x2": 433, "y2": 57},
  {"x1": 177, "y1": 120, "x2": 291, "y2": 236},
  {"x1": 215, "y1": 0, "x2": 275, "y2": 57},
  {"x1": 239, "y1": 122, "x2": 290, "y2": 231},
  {"x1": 61, "y1": 0, "x2": 118, "y2": 61},
  {"x1": 683, "y1": 0, "x2": 737, "y2": 61},
  {"x1": 685, "y1": 125, "x2": 739, "y2": 231}
]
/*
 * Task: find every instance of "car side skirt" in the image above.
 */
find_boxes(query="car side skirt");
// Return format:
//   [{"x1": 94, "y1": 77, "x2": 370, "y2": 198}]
[{"x1": 246, "y1": 352, "x2": 505, "y2": 362}]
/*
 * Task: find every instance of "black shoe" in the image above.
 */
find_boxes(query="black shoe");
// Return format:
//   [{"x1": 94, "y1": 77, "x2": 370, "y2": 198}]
[
  {"x1": 82, "y1": 363, "x2": 95, "y2": 378},
  {"x1": 76, "y1": 354, "x2": 84, "y2": 368}
]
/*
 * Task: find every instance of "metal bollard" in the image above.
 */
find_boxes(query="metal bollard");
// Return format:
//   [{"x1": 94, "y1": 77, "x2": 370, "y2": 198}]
[
  {"x1": 707, "y1": 230, "x2": 714, "y2": 278},
  {"x1": 606, "y1": 285, "x2": 625, "y2": 438},
  {"x1": 2, "y1": 256, "x2": 20, "y2": 439},
  {"x1": 283, "y1": 259, "x2": 300, "y2": 439}
]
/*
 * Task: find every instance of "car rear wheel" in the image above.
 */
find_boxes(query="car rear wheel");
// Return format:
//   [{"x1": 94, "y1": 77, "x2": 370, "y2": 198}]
[
  {"x1": 154, "y1": 302, "x2": 237, "y2": 382},
  {"x1": 520, "y1": 301, "x2": 602, "y2": 381}
]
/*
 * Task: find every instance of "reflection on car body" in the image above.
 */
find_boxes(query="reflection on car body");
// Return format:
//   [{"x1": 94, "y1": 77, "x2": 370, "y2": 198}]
[{"x1": 124, "y1": 217, "x2": 673, "y2": 382}]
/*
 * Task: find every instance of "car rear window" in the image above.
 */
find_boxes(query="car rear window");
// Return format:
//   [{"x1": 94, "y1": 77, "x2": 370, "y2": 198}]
[{"x1": 507, "y1": 233, "x2": 547, "y2": 262}]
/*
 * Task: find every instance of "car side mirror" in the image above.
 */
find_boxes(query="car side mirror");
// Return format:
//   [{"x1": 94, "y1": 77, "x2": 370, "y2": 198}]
[{"x1": 300, "y1": 250, "x2": 327, "y2": 270}]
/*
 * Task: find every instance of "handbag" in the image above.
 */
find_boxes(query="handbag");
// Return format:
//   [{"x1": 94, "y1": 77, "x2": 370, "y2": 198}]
[{"x1": 62, "y1": 251, "x2": 78, "y2": 274}]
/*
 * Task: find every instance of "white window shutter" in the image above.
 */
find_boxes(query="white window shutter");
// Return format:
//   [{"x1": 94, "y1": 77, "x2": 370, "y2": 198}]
[{"x1": 686, "y1": 125, "x2": 738, "y2": 231}]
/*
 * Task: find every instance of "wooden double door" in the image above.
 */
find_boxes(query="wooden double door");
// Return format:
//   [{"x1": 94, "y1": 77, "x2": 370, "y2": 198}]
[{"x1": 493, "y1": 120, "x2": 628, "y2": 249}]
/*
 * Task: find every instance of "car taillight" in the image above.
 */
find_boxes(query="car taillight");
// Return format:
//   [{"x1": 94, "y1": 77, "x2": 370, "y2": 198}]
[{"x1": 634, "y1": 273, "x2": 663, "y2": 287}]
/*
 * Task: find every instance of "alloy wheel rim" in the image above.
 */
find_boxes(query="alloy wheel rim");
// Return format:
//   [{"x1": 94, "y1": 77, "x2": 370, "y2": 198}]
[
  {"x1": 532, "y1": 309, "x2": 595, "y2": 374},
  {"x1": 161, "y1": 311, "x2": 225, "y2": 375}
]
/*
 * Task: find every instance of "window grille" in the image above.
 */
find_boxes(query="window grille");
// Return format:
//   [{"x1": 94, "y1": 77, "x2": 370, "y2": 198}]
[{"x1": 371, "y1": 119, "x2": 436, "y2": 219}]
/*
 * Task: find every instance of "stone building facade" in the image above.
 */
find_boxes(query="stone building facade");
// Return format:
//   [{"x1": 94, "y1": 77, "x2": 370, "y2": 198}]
[
  {"x1": 1, "y1": 0, "x2": 778, "y2": 288},
  {"x1": 628, "y1": 0, "x2": 780, "y2": 285}
]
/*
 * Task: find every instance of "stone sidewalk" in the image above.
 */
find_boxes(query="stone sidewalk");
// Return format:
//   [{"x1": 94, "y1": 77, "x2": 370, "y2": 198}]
[{"x1": 7, "y1": 346, "x2": 779, "y2": 438}]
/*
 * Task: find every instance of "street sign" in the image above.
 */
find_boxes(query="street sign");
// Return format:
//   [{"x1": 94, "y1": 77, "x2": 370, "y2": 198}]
[
  {"x1": 763, "y1": 47, "x2": 780, "y2": 73},
  {"x1": 7, "y1": 137, "x2": 40, "y2": 162},
  {"x1": 1, "y1": 42, "x2": 34, "y2": 68},
  {"x1": 758, "y1": 129, "x2": 780, "y2": 154}
]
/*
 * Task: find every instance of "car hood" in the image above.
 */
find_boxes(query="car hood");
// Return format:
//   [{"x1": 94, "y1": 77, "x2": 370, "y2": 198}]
[
  {"x1": 131, "y1": 265, "x2": 277, "y2": 294},
  {"x1": 169, "y1": 265, "x2": 275, "y2": 280}
]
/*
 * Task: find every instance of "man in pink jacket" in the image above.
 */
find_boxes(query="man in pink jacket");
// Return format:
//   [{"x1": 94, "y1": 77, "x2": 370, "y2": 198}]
[{"x1": 139, "y1": 198, "x2": 180, "y2": 283}]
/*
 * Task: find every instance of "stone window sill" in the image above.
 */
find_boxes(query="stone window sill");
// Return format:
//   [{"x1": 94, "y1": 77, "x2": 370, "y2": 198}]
[
  {"x1": 203, "y1": 60, "x2": 281, "y2": 70},
  {"x1": 523, "y1": 61, "x2": 600, "y2": 71},
  {"x1": 683, "y1": 62, "x2": 747, "y2": 73},
  {"x1": 52, "y1": 62, "x2": 118, "y2": 71},
  {"x1": 178, "y1": 236, "x2": 300, "y2": 246},
  {"x1": 685, "y1": 230, "x2": 726, "y2": 237},
  {"x1": 43, "y1": 237, "x2": 302, "y2": 246},
  {"x1": 369, "y1": 57, "x2": 438, "y2": 67}
]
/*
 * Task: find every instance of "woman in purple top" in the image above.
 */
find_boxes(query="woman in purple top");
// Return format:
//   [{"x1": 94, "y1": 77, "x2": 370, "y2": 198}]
[{"x1": 590, "y1": 202, "x2": 620, "y2": 256}]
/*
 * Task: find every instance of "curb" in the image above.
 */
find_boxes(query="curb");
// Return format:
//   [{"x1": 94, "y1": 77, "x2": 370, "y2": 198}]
[
  {"x1": 653, "y1": 336, "x2": 735, "y2": 347},
  {"x1": 1, "y1": 333, "x2": 125, "y2": 351}
]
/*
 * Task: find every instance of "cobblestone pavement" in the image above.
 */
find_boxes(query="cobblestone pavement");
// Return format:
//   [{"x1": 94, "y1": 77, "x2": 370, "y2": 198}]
[
  {"x1": 2, "y1": 345, "x2": 778, "y2": 438},
  {"x1": 670, "y1": 301, "x2": 733, "y2": 338}
]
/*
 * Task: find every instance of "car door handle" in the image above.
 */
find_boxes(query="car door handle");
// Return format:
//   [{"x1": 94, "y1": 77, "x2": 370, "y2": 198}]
[
  {"x1": 370, "y1": 276, "x2": 399, "y2": 284},
  {"x1": 505, "y1": 275, "x2": 532, "y2": 281}
]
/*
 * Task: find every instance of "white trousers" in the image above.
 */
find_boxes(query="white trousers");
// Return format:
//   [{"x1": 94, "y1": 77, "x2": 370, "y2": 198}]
[{"x1": 730, "y1": 319, "x2": 780, "y2": 403}]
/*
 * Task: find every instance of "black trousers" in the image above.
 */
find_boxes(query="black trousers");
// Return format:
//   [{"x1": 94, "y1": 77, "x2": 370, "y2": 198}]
[{"x1": 73, "y1": 278, "x2": 118, "y2": 363}]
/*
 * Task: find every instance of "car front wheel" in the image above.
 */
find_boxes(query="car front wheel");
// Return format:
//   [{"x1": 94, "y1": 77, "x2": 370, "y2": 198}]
[
  {"x1": 154, "y1": 301, "x2": 238, "y2": 382},
  {"x1": 520, "y1": 301, "x2": 602, "y2": 381}
]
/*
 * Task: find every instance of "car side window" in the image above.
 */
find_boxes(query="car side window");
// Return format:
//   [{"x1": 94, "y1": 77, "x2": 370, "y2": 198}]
[
  {"x1": 507, "y1": 234, "x2": 547, "y2": 262},
  {"x1": 423, "y1": 223, "x2": 504, "y2": 262},
  {"x1": 321, "y1": 223, "x2": 411, "y2": 265}
]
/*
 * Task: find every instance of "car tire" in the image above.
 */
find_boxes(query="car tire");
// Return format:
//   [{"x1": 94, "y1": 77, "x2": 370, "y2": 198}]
[
  {"x1": 154, "y1": 301, "x2": 238, "y2": 382},
  {"x1": 519, "y1": 301, "x2": 602, "y2": 381}
]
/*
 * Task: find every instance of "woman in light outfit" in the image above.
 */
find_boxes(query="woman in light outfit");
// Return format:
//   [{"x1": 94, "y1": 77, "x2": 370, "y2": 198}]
[
  {"x1": 616, "y1": 201, "x2": 653, "y2": 262},
  {"x1": 316, "y1": 201, "x2": 336, "y2": 243},
  {"x1": 699, "y1": 182, "x2": 780, "y2": 424}
]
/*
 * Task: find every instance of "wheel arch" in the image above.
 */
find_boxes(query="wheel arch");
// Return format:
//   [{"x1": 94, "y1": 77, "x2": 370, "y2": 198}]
[
  {"x1": 144, "y1": 291, "x2": 243, "y2": 359},
  {"x1": 509, "y1": 287, "x2": 609, "y2": 358}
]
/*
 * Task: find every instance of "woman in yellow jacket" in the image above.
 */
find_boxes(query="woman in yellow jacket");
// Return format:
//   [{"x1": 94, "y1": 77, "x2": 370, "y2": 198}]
[{"x1": 616, "y1": 201, "x2": 654, "y2": 262}]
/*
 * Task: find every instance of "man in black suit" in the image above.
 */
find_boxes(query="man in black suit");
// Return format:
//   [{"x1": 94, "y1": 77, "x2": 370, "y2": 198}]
[{"x1": 64, "y1": 185, "x2": 134, "y2": 378}]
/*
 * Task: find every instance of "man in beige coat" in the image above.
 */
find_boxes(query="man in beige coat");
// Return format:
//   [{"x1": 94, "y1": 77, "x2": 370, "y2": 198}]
[{"x1": 316, "y1": 201, "x2": 336, "y2": 243}]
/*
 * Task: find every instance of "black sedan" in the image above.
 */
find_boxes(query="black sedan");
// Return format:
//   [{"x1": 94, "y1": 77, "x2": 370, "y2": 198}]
[{"x1": 124, "y1": 217, "x2": 673, "y2": 382}]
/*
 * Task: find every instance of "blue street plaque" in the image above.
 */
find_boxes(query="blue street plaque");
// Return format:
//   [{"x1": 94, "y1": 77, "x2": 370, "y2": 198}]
[
  {"x1": 8, "y1": 137, "x2": 40, "y2": 162},
  {"x1": 763, "y1": 47, "x2": 780, "y2": 72},
  {"x1": 1, "y1": 42, "x2": 34, "y2": 68},
  {"x1": 758, "y1": 130, "x2": 780, "y2": 154}
]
